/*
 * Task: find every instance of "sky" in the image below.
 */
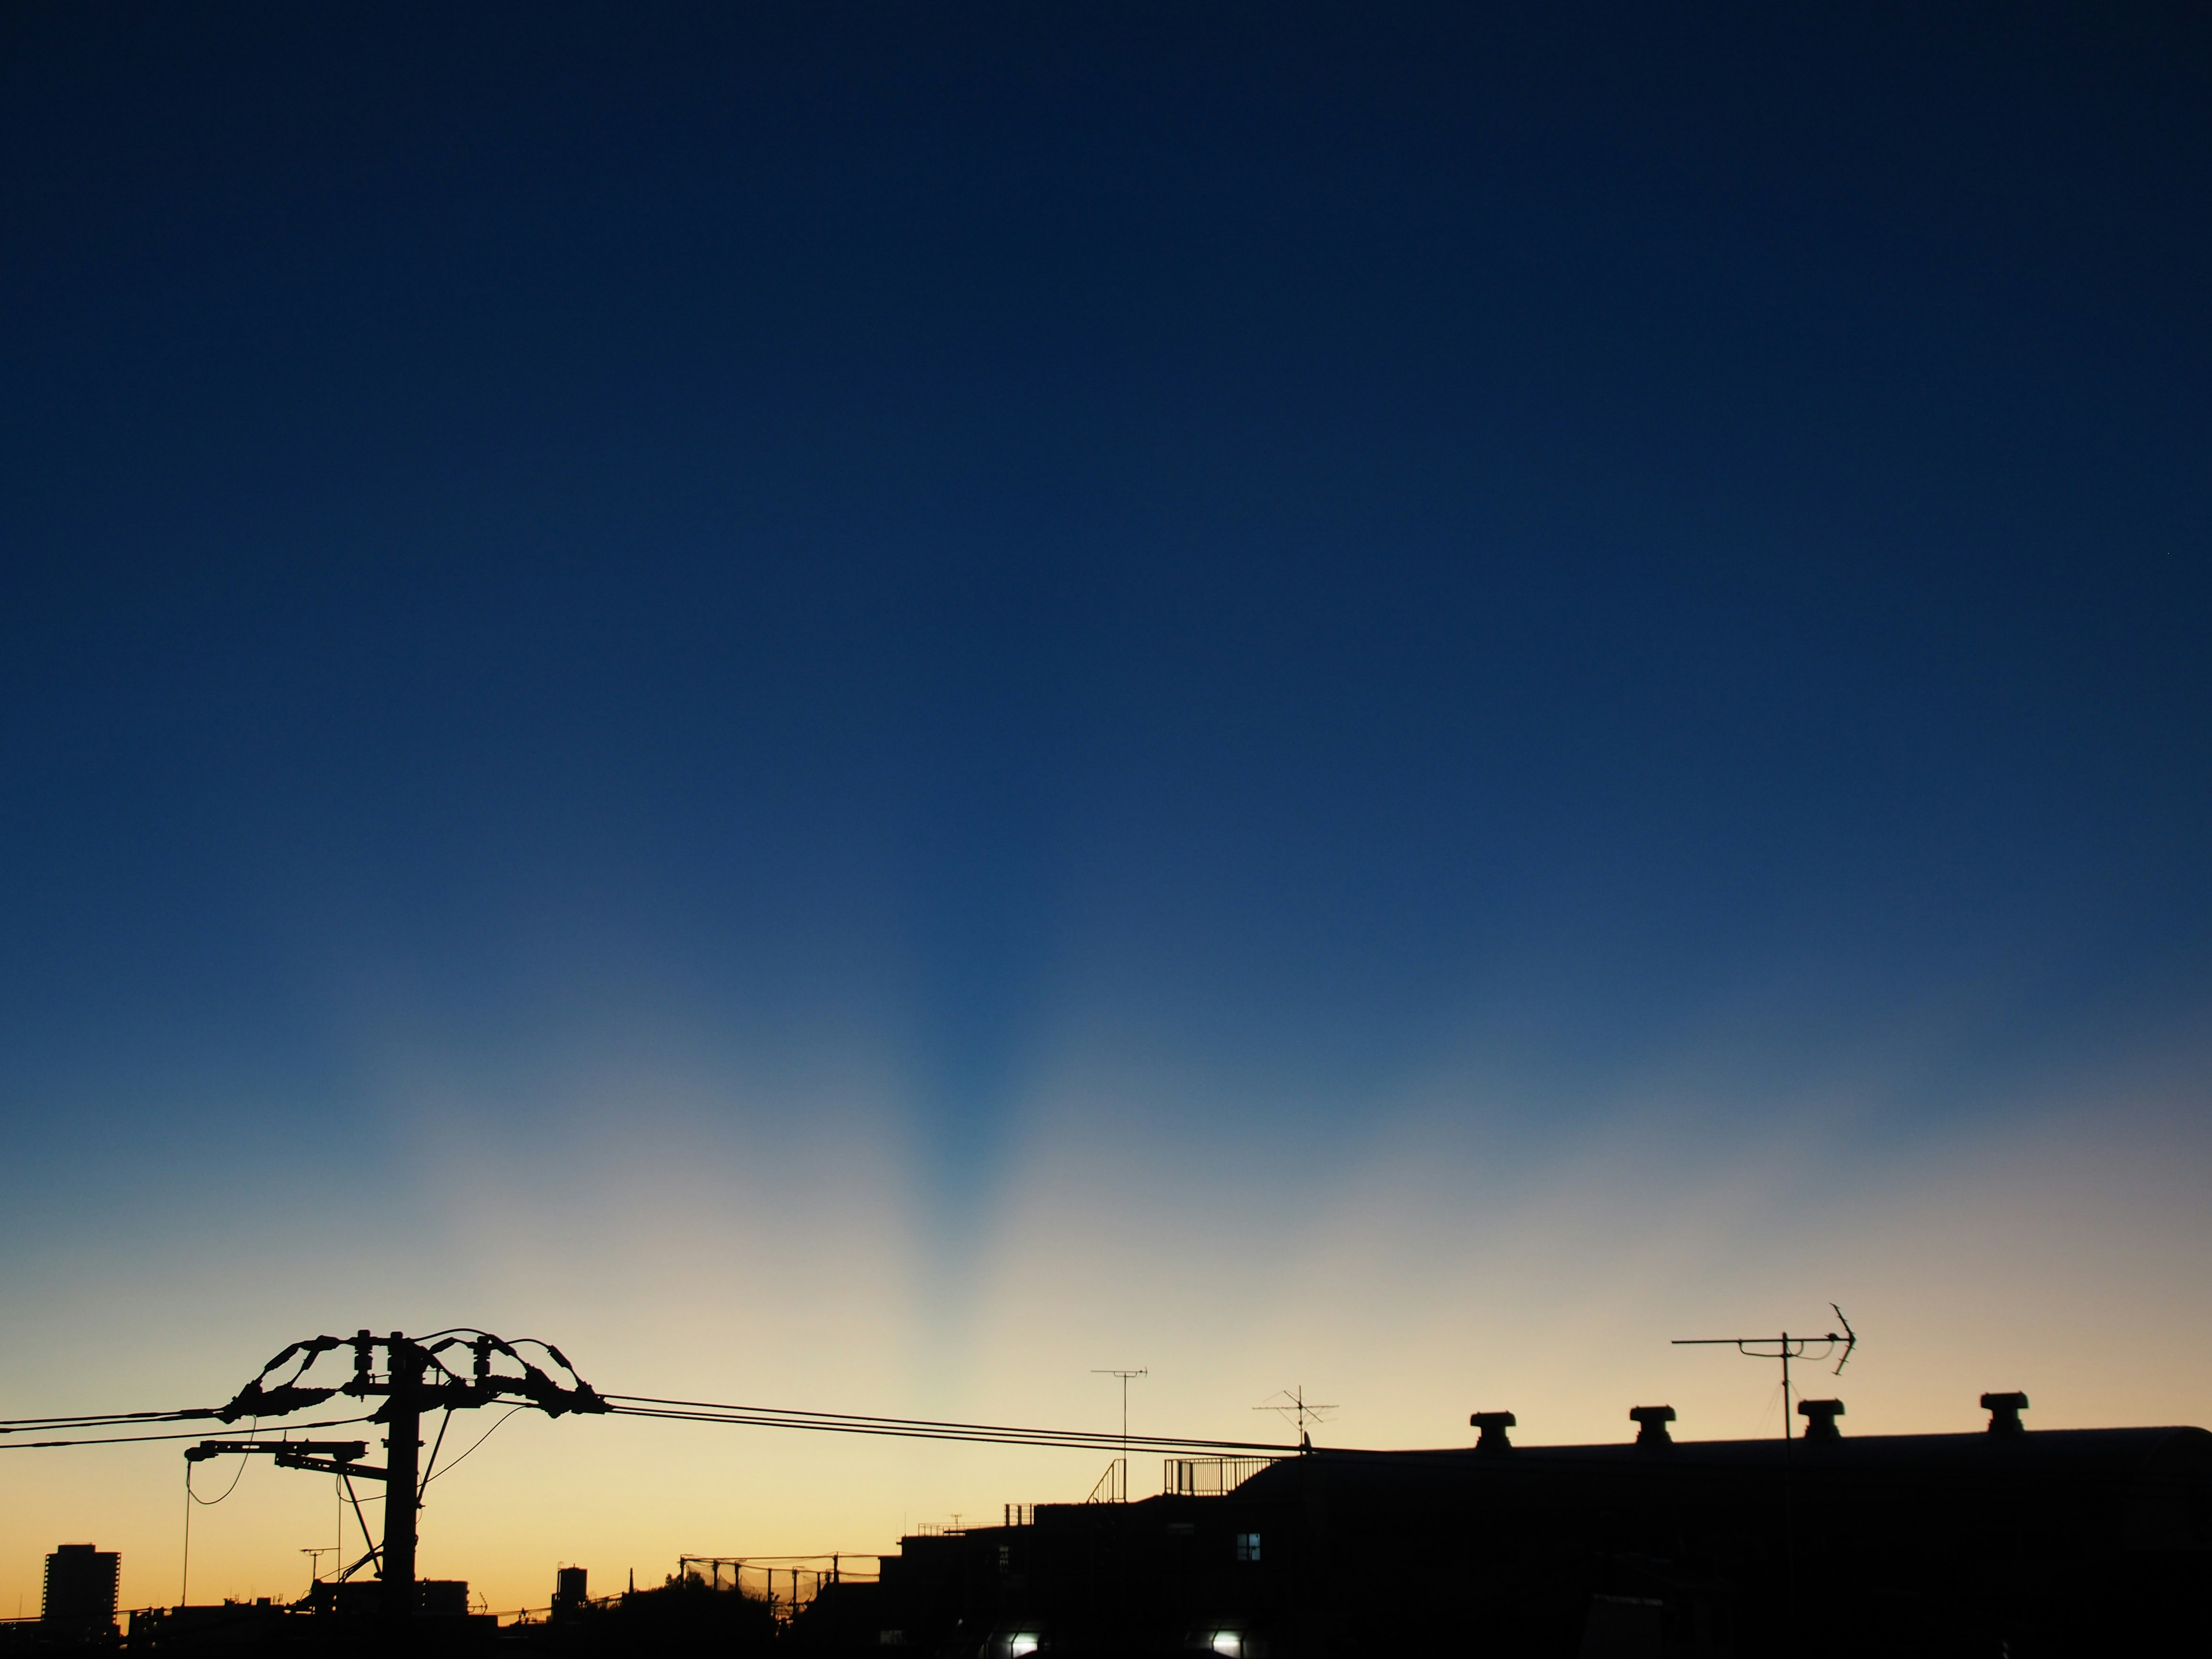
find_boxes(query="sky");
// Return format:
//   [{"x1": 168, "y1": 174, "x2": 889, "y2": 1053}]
[{"x1": 2, "y1": 0, "x2": 2209, "y2": 1620}]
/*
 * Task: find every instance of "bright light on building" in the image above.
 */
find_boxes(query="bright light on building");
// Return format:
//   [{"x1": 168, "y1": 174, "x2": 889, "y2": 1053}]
[
  {"x1": 1007, "y1": 1633, "x2": 1041, "y2": 1657},
  {"x1": 1208, "y1": 1632, "x2": 1243, "y2": 1657}
]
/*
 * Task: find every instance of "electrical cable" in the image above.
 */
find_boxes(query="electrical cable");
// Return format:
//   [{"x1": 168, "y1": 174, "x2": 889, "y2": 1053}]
[
  {"x1": 9, "y1": 1393, "x2": 1286, "y2": 1457},
  {"x1": 339, "y1": 1474, "x2": 380, "y2": 1580},
  {"x1": 409, "y1": 1330, "x2": 589, "y2": 1383},
  {"x1": 179, "y1": 1417, "x2": 258, "y2": 1609},
  {"x1": 417, "y1": 1408, "x2": 453, "y2": 1498},
  {"x1": 10, "y1": 1340, "x2": 1297, "y2": 1474},
  {"x1": 1, "y1": 1409, "x2": 219, "y2": 1434},
  {"x1": 608, "y1": 1406, "x2": 1166, "y2": 1452},
  {"x1": 603, "y1": 1400, "x2": 1291, "y2": 1456},
  {"x1": 421, "y1": 1406, "x2": 527, "y2": 1487},
  {"x1": 604, "y1": 1392, "x2": 1289, "y2": 1449},
  {"x1": 0, "y1": 1414, "x2": 376, "y2": 1451},
  {"x1": 184, "y1": 1415, "x2": 255, "y2": 1504}
]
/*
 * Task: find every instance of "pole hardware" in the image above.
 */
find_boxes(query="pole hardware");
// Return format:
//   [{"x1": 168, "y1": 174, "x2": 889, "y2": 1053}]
[{"x1": 179, "y1": 1329, "x2": 604, "y2": 1619}]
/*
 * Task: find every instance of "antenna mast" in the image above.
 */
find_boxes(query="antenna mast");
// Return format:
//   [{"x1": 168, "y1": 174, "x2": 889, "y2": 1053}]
[
  {"x1": 1673, "y1": 1304, "x2": 1856, "y2": 1439},
  {"x1": 1253, "y1": 1385, "x2": 1336, "y2": 1450},
  {"x1": 1092, "y1": 1369, "x2": 1146, "y2": 1502}
]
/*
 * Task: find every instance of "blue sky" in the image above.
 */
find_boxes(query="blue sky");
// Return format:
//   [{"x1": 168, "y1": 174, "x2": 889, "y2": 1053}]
[{"x1": 3, "y1": 1, "x2": 2208, "y2": 1613}]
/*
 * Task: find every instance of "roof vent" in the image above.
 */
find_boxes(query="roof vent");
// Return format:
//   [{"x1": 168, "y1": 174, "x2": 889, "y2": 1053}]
[
  {"x1": 1980, "y1": 1392, "x2": 2029, "y2": 1436},
  {"x1": 1628, "y1": 1405, "x2": 1675, "y2": 1446},
  {"x1": 1468, "y1": 1411, "x2": 1516, "y2": 1452},
  {"x1": 1796, "y1": 1399, "x2": 1844, "y2": 1442}
]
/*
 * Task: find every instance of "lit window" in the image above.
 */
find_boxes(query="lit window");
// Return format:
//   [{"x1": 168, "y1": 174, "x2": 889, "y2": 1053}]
[
  {"x1": 1234, "y1": 1532, "x2": 1262, "y2": 1563},
  {"x1": 1209, "y1": 1632, "x2": 1243, "y2": 1656}
]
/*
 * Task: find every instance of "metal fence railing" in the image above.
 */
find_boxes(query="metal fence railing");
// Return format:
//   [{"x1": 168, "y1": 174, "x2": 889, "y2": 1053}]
[{"x1": 1160, "y1": 1456, "x2": 1278, "y2": 1497}]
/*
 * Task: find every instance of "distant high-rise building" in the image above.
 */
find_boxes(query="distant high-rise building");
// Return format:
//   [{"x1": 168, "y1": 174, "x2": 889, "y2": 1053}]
[{"x1": 42, "y1": 1544, "x2": 119, "y2": 1632}]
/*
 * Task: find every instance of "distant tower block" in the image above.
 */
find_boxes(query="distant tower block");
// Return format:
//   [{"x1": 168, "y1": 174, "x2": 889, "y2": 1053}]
[
  {"x1": 554, "y1": 1566, "x2": 588, "y2": 1621},
  {"x1": 1797, "y1": 1399, "x2": 1845, "y2": 1442},
  {"x1": 1981, "y1": 1392, "x2": 2030, "y2": 1435},
  {"x1": 1629, "y1": 1404, "x2": 1675, "y2": 1446},
  {"x1": 42, "y1": 1545, "x2": 119, "y2": 1634},
  {"x1": 1468, "y1": 1411, "x2": 1516, "y2": 1453}
]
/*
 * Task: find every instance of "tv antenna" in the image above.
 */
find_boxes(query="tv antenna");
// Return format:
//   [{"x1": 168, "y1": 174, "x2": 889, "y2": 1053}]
[
  {"x1": 1673, "y1": 1304, "x2": 1857, "y2": 1439},
  {"x1": 1253, "y1": 1385, "x2": 1336, "y2": 1450},
  {"x1": 1091, "y1": 1368, "x2": 1147, "y2": 1451},
  {"x1": 1093, "y1": 1368, "x2": 1146, "y2": 1500}
]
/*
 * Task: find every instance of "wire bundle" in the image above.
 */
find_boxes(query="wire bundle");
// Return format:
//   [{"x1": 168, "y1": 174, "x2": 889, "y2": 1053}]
[
  {"x1": 1, "y1": 1411, "x2": 378, "y2": 1450},
  {"x1": 603, "y1": 1393, "x2": 1293, "y2": 1456}
]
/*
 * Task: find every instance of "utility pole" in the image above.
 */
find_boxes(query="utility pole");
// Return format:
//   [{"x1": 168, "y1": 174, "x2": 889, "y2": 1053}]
[
  {"x1": 380, "y1": 1333, "x2": 423, "y2": 1618},
  {"x1": 181, "y1": 1328, "x2": 603, "y2": 1622}
]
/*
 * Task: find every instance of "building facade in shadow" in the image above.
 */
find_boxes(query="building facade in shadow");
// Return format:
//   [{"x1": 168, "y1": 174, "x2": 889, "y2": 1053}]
[{"x1": 790, "y1": 1395, "x2": 2209, "y2": 1657}]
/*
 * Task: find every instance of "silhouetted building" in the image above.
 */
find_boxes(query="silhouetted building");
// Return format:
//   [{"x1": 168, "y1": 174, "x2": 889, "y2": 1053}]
[
  {"x1": 809, "y1": 1395, "x2": 2210, "y2": 1657},
  {"x1": 128, "y1": 1581, "x2": 485, "y2": 1653},
  {"x1": 553, "y1": 1567, "x2": 589, "y2": 1620},
  {"x1": 501, "y1": 1567, "x2": 775, "y2": 1657},
  {"x1": 40, "y1": 1547, "x2": 118, "y2": 1635},
  {"x1": 67, "y1": 1394, "x2": 2212, "y2": 1657}
]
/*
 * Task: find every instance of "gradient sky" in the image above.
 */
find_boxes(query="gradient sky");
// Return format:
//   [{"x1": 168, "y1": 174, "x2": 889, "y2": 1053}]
[{"x1": 3, "y1": 1, "x2": 2209, "y2": 1620}]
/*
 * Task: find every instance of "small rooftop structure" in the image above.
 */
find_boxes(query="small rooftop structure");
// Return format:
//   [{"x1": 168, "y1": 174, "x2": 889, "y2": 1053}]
[
  {"x1": 1797, "y1": 1398, "x2": 1845, "y2": 1441},
  {"x1": 1629, "y1": 1405, "x2": 1675, "y2": 1446},
  {"x1": 1468, "y1": 1411, "x2": 1516, "y2": 1453}
]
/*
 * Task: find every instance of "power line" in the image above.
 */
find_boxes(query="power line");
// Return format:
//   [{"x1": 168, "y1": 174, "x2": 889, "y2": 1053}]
[
  {"x1": 421, "y1": 1406, "x2": 527, "y2": 1488},
  {"x1": 187, "y1": 1423, "x2": 257, "y2": 1506},
  {"x1": 8, "y1": 1395, "x2": 1289, "y2": 1459},
  {"x1": 1, "y1": 1409, "x2": 220, "y2": 1434},
  {"x1": 601, "y1": 1394, "x2": 1287, "y2": 1456},
  {"x1": 0, "y1": 1414, "x2": 377, "y2": 1451}
]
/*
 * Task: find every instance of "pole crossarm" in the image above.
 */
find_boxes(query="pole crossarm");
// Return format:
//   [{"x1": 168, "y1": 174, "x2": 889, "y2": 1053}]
[
  {"x1": 171, "y1": 1330, "x2": 609, "y2": 1619},
  {"x1": 210, "y1": 1329, "x2": 608, "y2": 1425},
  {"x1": 185, "y1": 1439, "x2": 372, "y2": 1466},
  {"x1": 281, "y1": 1456, "x2": 384, "y2": 1480},
  {"x1": 185, "y1": 1441, "x2": 387, "y2": 1480}
]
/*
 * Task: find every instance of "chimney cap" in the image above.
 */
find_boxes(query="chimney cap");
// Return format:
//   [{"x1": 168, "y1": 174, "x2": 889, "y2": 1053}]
[
  {"x1": 1468, "y1": 1411, "x2": 1516, "y2": 1451},
  {"x1": 1628, "y1": 1405, "x2": 1675, "y2": 1445},
  {"x1": 1796, "y1": 1398, "x2": 1845, "y2": 1441},
  {"x1": 1980, "y1": 1392, "x2": 2029, "y2": 1434}
]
